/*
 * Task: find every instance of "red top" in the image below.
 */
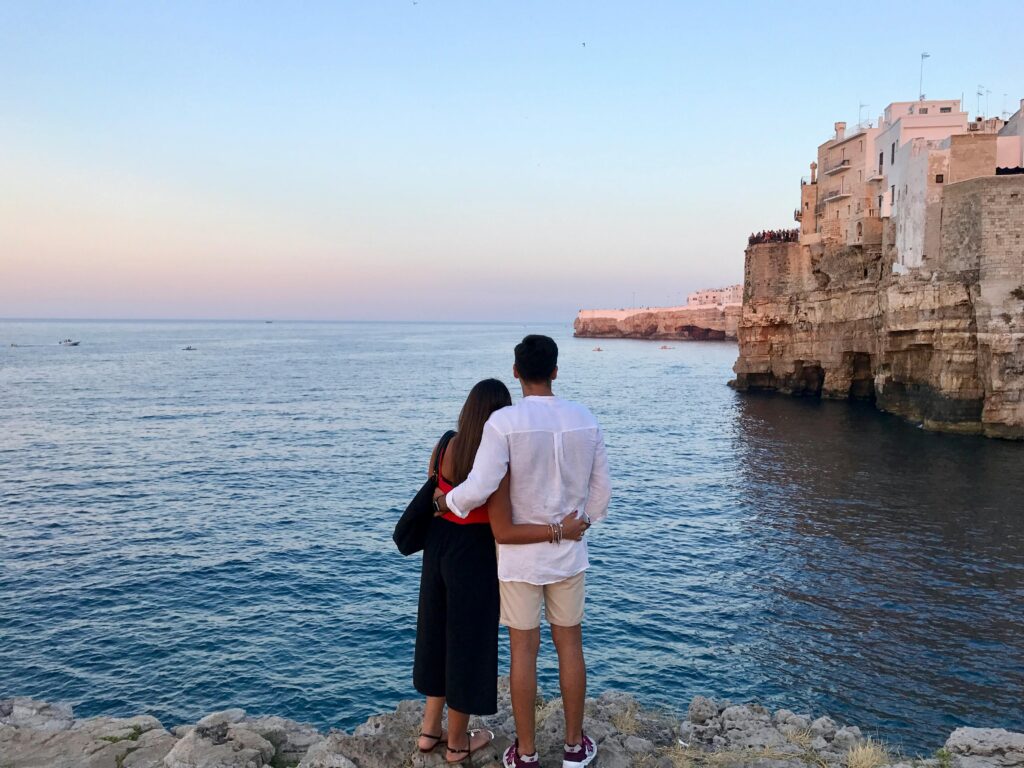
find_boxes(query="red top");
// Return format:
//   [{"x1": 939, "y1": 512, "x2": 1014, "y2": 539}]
[{"x1": 437, "y1": 442, "x2": 490, "y2": 525}]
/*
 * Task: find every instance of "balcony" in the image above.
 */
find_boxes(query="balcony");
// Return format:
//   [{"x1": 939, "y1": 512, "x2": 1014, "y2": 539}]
[
  {"x1": 868, "y1": 169, "x2": 884, "y2": 181},
  {"x1": 823, "y1": 158, "x2": 851, "y2": 175},
  {"x1": 813, "y1": 189, "x2": 852, "y2": 214}
]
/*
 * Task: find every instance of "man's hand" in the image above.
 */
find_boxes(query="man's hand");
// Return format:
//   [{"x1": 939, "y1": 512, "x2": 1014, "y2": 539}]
[
  {"x1": 432, "y1": 488, "x2": 448, "y2": 516},
  {"x1": 560, "y1": 510, "x2": 591, "y2": 541}
]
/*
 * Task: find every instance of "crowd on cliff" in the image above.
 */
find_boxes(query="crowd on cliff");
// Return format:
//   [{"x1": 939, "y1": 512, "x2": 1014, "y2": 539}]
[{"x1": 748, "y1": 228, "x2": 799, "y2": 245}]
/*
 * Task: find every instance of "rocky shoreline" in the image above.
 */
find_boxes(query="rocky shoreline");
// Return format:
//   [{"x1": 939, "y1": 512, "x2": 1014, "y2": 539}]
[{"x1": 3, "y1": 681, "x2": 1023, "y2": 768}]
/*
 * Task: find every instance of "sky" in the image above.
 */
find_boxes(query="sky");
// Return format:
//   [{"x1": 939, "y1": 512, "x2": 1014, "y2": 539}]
[{"x1": 1, "y1": 1, "x2": 1021, "y2": 322}]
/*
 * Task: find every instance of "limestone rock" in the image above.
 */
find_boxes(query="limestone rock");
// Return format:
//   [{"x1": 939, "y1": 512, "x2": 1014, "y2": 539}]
[
  {"x1": 196, "y1": 710, "x2": 248, "y2": 728},
  {"x1": 73, "y1": 714, "x2": 164, "y2": 741},
  {"x1": 832, "y1": 725, "x2": 864, "y2": 750},
  {"x1": 162, "y1": 721, "x2": 274, "y2": 768},
  {"x1": 123, "y1": 728, "x2": 179, "y2": 768},
  {"x1": 0, "y1": 697, "x2": 75, "y2": 732},
  {"x1": 240, "y1": 715, "x2": 323, "y2": 765},
  {"x1": 690, "y1": 696, "x2": 719, "y2": 724},
  {"x1": 945, "y1": 727, "x2": 1024, "y2": 768},
  {"x1": 809, "y1": 716, "x2": 838, "y2": 740},
  {"x1": 0, "y1": 724, "x2": 116, "y2": 768}
]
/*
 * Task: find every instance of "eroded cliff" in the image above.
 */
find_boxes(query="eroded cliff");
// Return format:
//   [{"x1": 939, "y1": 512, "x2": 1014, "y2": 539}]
[
  {"x1": 732, "y1": 175, "x2": 1024, "y2": 439},
  {"x1": 574, "y1": 304, "x2": 741, "y2": 341}
]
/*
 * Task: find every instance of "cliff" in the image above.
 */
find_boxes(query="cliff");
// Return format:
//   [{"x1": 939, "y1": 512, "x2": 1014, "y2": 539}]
[
  {"x1": 4, "y1": 687, "x2": 1023, "y2": 768},
  {"x1": 732, "y1": 175, "x2": 1024, "y2": 439},
  {"x1": 574, "y1": 304, "x2": 741, "y2": 341}
]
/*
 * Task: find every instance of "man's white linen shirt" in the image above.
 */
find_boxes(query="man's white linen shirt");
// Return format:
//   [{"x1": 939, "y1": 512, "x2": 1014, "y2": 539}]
[{"x1": 445, "y1": 395, "x2": 611, "y2": 585}]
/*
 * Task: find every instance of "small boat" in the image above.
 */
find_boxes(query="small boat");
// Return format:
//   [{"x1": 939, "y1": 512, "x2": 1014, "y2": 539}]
[
  {"x1": 659, "y1": 345, "x2": 674, "y2": 350},
  {"x1": 59, "y1": 339, "x2": 80, "y2": 346},
  {"x1": 182, "y1": 346, "x2": 197, "y2": 351},
  {"x1": 592, "y1": 346, "x2": 603, "y2": 352}
]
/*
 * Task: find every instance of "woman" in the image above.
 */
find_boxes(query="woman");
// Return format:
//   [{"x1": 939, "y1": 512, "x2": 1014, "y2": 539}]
[{"x1": 414, "y1": 379, "x2": 587, "y2": 764}]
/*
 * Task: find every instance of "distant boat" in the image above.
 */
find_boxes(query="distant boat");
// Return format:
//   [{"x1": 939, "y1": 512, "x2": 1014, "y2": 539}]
[
  {"x1": 659, "y1": 345, "x2": 674, "y2": 350},
  {"x1": 182, "y1": 346, "x2": 197, "y2": 351},
  {"x1": 265, "y1": 320, "x2": 273, "y2": 324},
  {"x1": 59, "y1": 339, "x2": 80, "y2": 346},
  {"x1": 592, "y1": 346, "x2": 603, "y2": 352}
]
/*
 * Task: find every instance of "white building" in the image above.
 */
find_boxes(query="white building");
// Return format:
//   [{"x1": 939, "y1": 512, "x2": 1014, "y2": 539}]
[{"x1": 687, "y1": 285, "x2": 743, "y2": 306}]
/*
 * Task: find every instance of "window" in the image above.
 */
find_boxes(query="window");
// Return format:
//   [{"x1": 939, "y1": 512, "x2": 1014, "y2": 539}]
[
  {"x1": 936, "y1": 174, "x2": 944, "y2": 183},
  {"x1": 919, "y1": 108, "x2": 929, "y2": 114},
  {"x1": 878, "y1": 152, "x2": 884, "y2": 173},
  {"x1": 891, "y1": 185, "x2": 895, "y2": 204},
  {"x1": 891, "y1": 143, "x2": 896, "y2": 164},
  {"x1": 940, "y1": 107, "x2": 952, "y2": 113},
  {"x1": 878, "y1": 194, "x2": 883, "y2": 210},
  {"x1": 857, "y1": 222, "x2": 863, "y2": 237}
]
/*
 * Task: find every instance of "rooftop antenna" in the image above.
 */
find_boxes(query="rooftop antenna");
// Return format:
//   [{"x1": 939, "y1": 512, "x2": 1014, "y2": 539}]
[
  {"x1": 977, "y1": 85, "x2": 984, "y2": 117},
  {"x1": 858, "y1": 101, "x2": 870, "y2": 128},
  {"x1": 986, "y1": 89, "x2": 992, "y2": 118},
  {"x1": 918, "y1": 52, "x2": 930, "y2": 100},
  {"x1": 1003, "y1": 93, "x2": 1011, "y2": 119}
]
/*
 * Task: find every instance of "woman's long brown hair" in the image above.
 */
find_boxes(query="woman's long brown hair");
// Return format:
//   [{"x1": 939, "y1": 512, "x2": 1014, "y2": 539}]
[{"x1": 448, "y1": 378, "x2": 512, "y2": 485}]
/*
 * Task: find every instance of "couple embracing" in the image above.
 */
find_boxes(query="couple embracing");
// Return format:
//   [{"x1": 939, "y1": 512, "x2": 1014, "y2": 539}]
[{"x1": 413, "y1": 335, "x2": 611, "y2": 767}]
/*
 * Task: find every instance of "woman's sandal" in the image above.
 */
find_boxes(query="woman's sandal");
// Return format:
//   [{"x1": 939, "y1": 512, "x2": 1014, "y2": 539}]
[
  {"x1": 445, "y1": 729, "x2": 494, "y2": 764},
  {"x1": 418, "y1": 731, "x2": 447, "y2": 753}
]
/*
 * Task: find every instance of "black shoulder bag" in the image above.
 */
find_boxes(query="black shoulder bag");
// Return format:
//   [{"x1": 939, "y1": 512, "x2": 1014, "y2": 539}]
[{"x1": 393, "y1": 430, "x2": 456, "y2": 556}]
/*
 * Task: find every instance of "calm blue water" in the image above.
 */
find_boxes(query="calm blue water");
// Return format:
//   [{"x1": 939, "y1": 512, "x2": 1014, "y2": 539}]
[{"x1": 1, "y1": 320, "x2": 1022, "y2": 753}]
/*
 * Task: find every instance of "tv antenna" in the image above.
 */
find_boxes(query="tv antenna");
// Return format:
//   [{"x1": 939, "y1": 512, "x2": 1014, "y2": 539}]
[
  {"x1": 977, "y1": 85, "x2": 984, "y2": 117},
  {"x1": 858, "y1": 101, "x2": 870, "y2": 128},
  {"x1": 986, "y1": 89, "x2": 992, "y2": 117},
  {"x1": 918, "y1": 52, "x2": 930, "y2": 100}
]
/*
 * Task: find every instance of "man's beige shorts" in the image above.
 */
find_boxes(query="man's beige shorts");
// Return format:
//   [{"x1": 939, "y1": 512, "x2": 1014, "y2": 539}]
[{"x1": 499, "y1": 572, "x2": 586, "y2": 630}]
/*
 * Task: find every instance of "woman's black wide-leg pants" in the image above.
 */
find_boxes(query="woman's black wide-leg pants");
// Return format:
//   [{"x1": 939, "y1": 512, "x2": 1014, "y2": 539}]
[{"x1": 413, "y1": 517, "x2": 499, "y2": 715}]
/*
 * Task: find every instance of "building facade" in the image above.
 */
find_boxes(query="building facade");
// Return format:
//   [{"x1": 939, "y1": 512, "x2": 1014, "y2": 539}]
[
  {"x1": 687, "y1": 285, "x2": 743, "y2": 306},
  {"x1": 796, "y1": 98, "x2": 1024, "y2": 270}
]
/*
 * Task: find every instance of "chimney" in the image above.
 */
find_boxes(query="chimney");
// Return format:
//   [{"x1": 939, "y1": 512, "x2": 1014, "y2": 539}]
[
  {"x1": 810, "y1": 161, "x2": 818, "y2": 184},
  {"x1": 834, "y1": 121, "x2": 846, "y2": 141}
]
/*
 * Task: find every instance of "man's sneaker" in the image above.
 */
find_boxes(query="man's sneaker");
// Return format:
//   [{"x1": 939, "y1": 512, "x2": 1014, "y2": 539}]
[
  {"x1": 563, "y1": 732, "x2": 597, "y2": 767},
  {"x1": 503, "y1": 739, "x2": 541, "y2": 767}
]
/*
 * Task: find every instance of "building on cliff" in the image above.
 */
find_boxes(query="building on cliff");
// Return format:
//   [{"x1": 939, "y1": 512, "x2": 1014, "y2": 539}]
[
  {"x1": 688, "y1": 285, "x2": 744, "y2": 306},
  {"x1": 733, "y1": 97, "x2": 1024, "y2": 439},
  {"x1": 574, "y1": 286, "x2": 742, "y2": 340}
]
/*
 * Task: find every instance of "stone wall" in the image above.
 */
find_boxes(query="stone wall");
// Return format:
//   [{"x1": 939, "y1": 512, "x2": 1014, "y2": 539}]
[{"x1": 733, "y1": 175, "x2": 1024, "y2": 439}]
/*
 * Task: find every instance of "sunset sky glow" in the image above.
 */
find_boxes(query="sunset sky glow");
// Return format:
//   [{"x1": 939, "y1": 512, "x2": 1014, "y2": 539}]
[{"x1": 2, "y1": 1, "x2": 1021, "y2": 321}]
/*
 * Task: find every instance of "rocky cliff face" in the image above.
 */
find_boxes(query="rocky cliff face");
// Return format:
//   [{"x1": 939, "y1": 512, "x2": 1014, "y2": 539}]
[
  {"x1": 732, "y1": 175, "x2": 1024, "y2": 439},
  {"x1": 574, "y1": 305, "x2": 741, "y2": 341}
]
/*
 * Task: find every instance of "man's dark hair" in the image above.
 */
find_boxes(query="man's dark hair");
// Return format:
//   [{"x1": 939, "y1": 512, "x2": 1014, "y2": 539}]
[{"x1": 514, "y1": 334, "x2": 558, "y2": 382}]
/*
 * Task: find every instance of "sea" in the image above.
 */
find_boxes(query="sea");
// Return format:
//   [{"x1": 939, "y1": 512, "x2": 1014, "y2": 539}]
[{"x1": 1, "y1": 320, "x2": 1022, "y2": 753}]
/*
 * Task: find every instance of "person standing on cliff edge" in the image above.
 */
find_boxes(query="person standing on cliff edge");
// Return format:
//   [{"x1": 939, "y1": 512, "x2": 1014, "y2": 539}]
[{"x1": 434, "y1": 334, "x2": 612, "y2": 768}]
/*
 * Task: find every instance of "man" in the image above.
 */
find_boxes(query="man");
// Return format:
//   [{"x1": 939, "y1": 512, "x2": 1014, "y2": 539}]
[{"x1": 434, "y1": 334, "x2": 611, "y2": 768}]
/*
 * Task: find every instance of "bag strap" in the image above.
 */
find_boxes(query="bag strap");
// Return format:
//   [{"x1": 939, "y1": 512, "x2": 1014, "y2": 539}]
[{"x1": 432, "y1": 430, "x2": 457, "y2": 481}]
